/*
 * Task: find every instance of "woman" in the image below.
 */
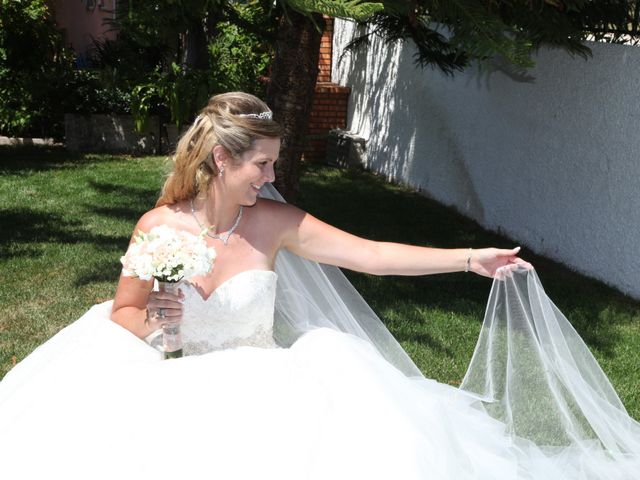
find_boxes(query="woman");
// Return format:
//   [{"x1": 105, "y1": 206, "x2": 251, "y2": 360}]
[
  {"x1": 111, "y1": 92, "x2": 523, "y2": 341},
  {"x1": 0, "y1": 92, "x2": 638, "y2": 479}
]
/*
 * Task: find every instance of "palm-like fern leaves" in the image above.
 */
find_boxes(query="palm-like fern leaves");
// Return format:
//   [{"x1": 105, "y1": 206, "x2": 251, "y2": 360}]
[{"x1": 285, "y1": 0, "x2": 385, "y2": 21}]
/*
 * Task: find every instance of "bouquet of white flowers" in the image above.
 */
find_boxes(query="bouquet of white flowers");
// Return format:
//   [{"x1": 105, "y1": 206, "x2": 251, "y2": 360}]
[
  {"x1": 120, "y1": 225, "x2": 216, "y2": 358},
  {"x1": 120, "y1": 224, "x2": 216, "y2": 283}
]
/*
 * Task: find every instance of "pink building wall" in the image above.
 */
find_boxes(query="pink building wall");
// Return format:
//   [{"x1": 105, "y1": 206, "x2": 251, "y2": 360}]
[{"x1": 50, "y1": 0, "x2": 118, "y2": 56}]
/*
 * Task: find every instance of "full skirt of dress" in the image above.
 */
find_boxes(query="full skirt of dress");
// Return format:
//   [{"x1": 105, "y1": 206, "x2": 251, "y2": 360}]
[{"x1": 0, "y1": 300, "x2": 638, "y2": 480}]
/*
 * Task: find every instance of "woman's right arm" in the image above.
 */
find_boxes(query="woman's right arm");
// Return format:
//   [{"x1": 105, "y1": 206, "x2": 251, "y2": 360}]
[
  {"x1": 110, "y1": 210, "x2": 182, "y2": 339},
  {"x1": 111, "y1": 274, "x2": 157, "y2": 339}
]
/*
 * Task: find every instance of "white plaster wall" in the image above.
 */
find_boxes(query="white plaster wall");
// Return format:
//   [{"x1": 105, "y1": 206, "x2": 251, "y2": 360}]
[{"x1": 333, "y1": 19, "x2": 640, "y2": 299}]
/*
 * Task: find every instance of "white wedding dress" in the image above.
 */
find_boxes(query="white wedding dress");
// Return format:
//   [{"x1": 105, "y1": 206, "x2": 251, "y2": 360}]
[{"x1": 1, "y1": 268, "x2": 639, "y2": 479}]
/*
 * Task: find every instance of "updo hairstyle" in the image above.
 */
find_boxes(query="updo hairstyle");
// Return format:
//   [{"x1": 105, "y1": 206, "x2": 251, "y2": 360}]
[{"x1": 156, "y1": 92, "x2": 282, "y2": 207}]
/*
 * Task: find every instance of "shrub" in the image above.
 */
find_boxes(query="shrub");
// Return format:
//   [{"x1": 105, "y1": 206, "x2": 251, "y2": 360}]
[
  {"x1": 0, "y1": 0, "x2": 75, "y2": 139},
  {"x1": 130, "y1": 21, "x2": 271, "y2": 130},
  {"x1": 65, "y1": 70, "x2": 132, "y2": 116}
]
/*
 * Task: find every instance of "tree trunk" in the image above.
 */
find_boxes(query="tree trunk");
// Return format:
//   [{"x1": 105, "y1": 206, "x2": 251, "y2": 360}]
[
  {"x1": 266, "y1": 12, "x2": 324, "y2": 203},
  {"x1": 181, "y1": 18, "x2": 209, "y2": 71}
]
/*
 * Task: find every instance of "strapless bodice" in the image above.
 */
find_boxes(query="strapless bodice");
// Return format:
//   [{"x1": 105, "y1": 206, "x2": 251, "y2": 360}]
[{"x1": 177, "y1": 269, "x2": 279, "y2": 355}]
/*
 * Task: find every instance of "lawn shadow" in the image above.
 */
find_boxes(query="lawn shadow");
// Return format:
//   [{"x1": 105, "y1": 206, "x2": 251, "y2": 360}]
[
  {"x1": 400, "y1": 330, "x2": 456, "y2": 357},
  {"x1": 87, "y1": 180, "x2": 160, "y2": 222},
  {"x1": 74, "y1": 259, "x2": 124, "y2": 287},
  {"x1": 0, "y1": 145, "x2": 95, "y2": 173},
  {"x1": 75, "y1": 181, "x2": 162, "y2": 287},
  {"x1": 0, "y1": 208, "x2": 129, "y2": 260}
]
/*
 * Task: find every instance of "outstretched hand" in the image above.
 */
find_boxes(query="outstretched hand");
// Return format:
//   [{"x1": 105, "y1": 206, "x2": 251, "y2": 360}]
[{"x1": 470, "y1": 247, "x2": 532, "y2": 278}]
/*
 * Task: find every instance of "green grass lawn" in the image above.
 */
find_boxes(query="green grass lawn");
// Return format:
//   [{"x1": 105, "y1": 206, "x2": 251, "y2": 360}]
[{"x1": 1, "y1": 146, "x2": 639, "y2": 420}]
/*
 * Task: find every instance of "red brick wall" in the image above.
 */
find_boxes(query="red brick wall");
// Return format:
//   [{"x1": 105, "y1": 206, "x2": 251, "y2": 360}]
[
  {"x1": 317, "y1": 16, "x2": 333, "y2": 83},
  {"x1": 303, "y1": 16, "x2": 351, "y2": 163},
  {"x1": 305, "y1": 83, "x2": 350, "y2": 162}
]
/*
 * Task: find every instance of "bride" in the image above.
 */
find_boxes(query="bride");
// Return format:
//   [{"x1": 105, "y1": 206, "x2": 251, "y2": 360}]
[{"x1": 0, "y1": 92, "x2": 638, "y2": 479}]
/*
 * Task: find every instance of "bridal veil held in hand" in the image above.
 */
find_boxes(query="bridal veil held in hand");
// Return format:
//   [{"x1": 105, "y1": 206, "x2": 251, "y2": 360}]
[{"x1": 263, "y1": 183, "x2": 640, "y2": 478}]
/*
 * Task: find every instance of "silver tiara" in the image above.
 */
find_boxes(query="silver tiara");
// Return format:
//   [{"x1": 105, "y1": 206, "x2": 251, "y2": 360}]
[{"x1": 238, "y1": 111, "x2": 273, "y2": 120}]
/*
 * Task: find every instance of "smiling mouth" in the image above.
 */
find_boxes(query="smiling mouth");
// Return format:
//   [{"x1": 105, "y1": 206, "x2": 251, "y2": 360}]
[{"x1": 250, "y1": 183, "x2": 262, "y2": 191}]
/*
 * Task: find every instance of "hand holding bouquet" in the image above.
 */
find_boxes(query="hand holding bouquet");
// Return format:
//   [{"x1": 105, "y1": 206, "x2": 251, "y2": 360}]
[{"x1": 120, "y1": 225, "x2": 216, "y2": 358}]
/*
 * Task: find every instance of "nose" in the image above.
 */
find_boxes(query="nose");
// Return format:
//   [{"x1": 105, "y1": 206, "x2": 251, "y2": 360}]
[{"x1": 265, "y1": 163, "x2": 275, "y2": 183}]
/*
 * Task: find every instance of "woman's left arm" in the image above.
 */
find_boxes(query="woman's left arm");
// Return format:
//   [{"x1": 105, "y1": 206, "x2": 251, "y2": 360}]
[{"x1": 276, "y1": 203, "x2": 527, "y2": 278}]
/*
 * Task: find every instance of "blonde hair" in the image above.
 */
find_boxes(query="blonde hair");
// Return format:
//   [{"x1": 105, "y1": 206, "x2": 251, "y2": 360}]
[{"x1": 156, "y1": 92, "x2": 283, "y2": 207}]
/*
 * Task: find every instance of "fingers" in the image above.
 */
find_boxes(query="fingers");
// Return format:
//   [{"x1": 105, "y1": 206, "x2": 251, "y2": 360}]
[
  {"x1": 495, "y1": 264, "x2": 520, "y2": 279},
  {"x1": 147, "y1": 307, "x2": 181, "y2": 330},
  {"x1": 152, "y1": 289, "x2": 184, "y2": 302},
  {"x1": 512, "y1": 257, "x2": 534, "y2": 270},
  {"x1": 498, "y1": 246, "x2": 534, "y2": 270},
  {"x1": 497, "y1": 246, "x2": 520, "y2": 257},
  {"x1": 154, "y1": 306, "x2": 182, "y2": 319},
  {"x1": 468, "y1": 245, "x2": 534, "y2": 281},
  {"x1": 494, "y1": 266, "x2": 511, "y2": 280},
  {"x1": 147, "y1": 290, "x2": 183, "y2": 325},
  {"x1": 148, "y1": 300, "x2": 183, "y2": 316},
  {"x1": 148, "y1": 298, "x2": 183, "y2": 311},
  {"x1": 148, "y1": 288, "x2": 183, "y2": 307},
  {"x1": 507, "y1": 245, "x2": 534, "y2": 270},
  {"x1": 494, "y1": 261, "x2": 534, "y2": 280}
]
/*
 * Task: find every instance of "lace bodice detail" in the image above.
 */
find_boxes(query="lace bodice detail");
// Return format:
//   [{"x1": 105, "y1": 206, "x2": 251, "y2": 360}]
[{"x1": 178, "y1": 269, "x2": 279, "y2": 355}]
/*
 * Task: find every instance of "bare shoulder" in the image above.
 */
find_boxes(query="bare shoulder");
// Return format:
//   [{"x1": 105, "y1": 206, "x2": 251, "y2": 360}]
[
  {"x1": 132, "y1": 202, "x2": 187, "y2": 236},
  {"x1": 247, "y1": 197, "x2": 307, "y2": 250},
  {"x1": 253, "y1": 197, "x2": 305, "y2": 226}
]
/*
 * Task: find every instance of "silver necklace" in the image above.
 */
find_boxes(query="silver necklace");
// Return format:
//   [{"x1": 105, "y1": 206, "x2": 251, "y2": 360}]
[{"x1": 190, "y1": 199, "x2": 243, "y2": 246}]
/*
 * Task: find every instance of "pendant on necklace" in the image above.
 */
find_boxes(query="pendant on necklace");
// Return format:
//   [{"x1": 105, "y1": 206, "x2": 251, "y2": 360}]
[{"x1": 190, "y1": 199, "x2": 243, "y2": 246}]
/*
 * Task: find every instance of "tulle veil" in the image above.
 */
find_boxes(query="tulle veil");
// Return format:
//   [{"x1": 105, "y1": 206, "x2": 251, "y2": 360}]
[{"x1": 261, "y1": 183, "x2": 640, "y2": 476}]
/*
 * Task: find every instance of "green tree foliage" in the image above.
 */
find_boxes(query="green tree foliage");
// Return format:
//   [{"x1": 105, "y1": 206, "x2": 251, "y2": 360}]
[
  {"x1": 285, "y1": 0, "x2": 385, "y2": 21},
  {"x1": 319, "y1": 1, "x2": 636, "y2": 75},
  {"x1": 100, "y1": 1, "x2": 273, "y2": 129},
  {"x1": 0, "y1": 0, "x2": 273, "y2": 137},
  {"x1": 0, "y1": 0, "x2": 75, "y2": 138}
]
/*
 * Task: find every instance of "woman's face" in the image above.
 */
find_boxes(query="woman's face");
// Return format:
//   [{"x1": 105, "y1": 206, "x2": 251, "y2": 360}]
[{"x1": 218, "y1": 137, "x2": 281, "y2": 206}]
